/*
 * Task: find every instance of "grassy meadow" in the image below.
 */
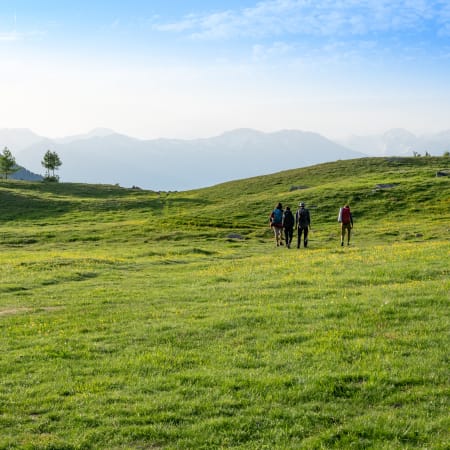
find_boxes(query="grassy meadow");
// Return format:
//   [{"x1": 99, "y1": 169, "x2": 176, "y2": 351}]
[{"x1": 0, "y1": 157, "x2": 449, "y2": 449}]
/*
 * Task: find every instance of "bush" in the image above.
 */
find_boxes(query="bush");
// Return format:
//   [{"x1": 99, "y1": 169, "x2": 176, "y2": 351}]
[{"x1": 43, "y1": 175, "x2": 60, "y2": 182}]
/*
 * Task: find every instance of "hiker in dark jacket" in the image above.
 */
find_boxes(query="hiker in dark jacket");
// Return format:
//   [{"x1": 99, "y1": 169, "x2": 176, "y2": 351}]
[
  {"x1": 296, "y1": 202, "x2": 311, "y2": 248},
  {"x1": 283, "y1": 206, "x2": 295, "y2": 248}
]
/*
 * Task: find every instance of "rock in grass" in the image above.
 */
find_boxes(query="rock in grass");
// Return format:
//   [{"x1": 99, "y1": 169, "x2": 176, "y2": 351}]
[{"x1": 227, "y1": 233, "x2": 244, "y2": 240}]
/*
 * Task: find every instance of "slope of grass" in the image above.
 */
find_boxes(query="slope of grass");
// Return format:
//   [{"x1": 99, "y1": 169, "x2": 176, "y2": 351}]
[{"x1": 0, "y1": 157, "x2": 449, "y2": 449}]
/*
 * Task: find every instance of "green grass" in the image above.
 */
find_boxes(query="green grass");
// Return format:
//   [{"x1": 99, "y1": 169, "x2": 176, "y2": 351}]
[{"x1": 0, "y1": 157, "x2": 449, "y2": 449}]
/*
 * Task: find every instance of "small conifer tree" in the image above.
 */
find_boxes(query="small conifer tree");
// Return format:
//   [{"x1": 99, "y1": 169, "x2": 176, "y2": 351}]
[
  {"x1": 0, "y1": 147, "x2": 19, "y2": 179},
  {"x1": 41, "y1": 150, "x2": 62, "y2": 181}
]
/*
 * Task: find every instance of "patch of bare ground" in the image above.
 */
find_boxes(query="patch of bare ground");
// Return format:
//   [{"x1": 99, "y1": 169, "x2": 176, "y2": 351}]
[{"x1": 0, "y1": 306, "x2": 64, "y2": 316}]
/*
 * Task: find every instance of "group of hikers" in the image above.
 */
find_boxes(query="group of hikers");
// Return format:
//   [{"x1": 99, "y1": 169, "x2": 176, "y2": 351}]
[{"x1": 269, "y1": 202, "x2": 353, "y2": 248}]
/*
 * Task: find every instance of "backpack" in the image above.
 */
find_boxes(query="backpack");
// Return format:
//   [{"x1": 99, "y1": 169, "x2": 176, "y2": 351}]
[
  {"x1": 283, "y1": 210, "x2": 294, "y2": 227},
  {"x1": 272, "y1": 208, "x2": 283, "y2": 225},
  {"x1": 297, "y1": 208, "x2": 309, "y2": 228},
  {"x1": 341, "y1": 207, "x2": 351, "y2": 224}
]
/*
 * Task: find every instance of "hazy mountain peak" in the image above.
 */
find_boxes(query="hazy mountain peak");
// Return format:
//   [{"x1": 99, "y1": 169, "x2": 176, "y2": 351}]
[
  {"x1": 219, "y1": 128, "x2": 265, "y2": 137},
  {"x1": 0, "y1": 128, "x2": 44, "y2": 152},
  {"x1": 340, "y1": 127, "x2": 450, "y2": 157},
  {"x1": 383, "y1": 128, "x2": 416, "y2": 140},
  {"x1": 434, "y1": 129, "x2": 450, "y2": 139},
  {"x1": 86, "y1": 127, "x2": 116, "y2": 137},
  {"x1": 55, "y1": 127, "x2": 117, "y2": 144}
]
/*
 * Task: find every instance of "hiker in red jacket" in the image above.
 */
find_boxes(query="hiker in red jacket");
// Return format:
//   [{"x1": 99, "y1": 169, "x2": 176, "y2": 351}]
[{"x1": 339, "y1": 204, "x2": 353, "y2": 246}]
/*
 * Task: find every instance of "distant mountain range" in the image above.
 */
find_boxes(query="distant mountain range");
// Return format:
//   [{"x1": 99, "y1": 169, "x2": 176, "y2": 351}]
[
  {"x1": 338, "y1": 128, "x2": 450, "y2": 156},
  {"x1": 1, "y1": 127, "x2": 449, "y2": 190}
]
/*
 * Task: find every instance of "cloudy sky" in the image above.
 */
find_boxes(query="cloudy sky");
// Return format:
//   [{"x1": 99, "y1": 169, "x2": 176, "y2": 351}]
[{"x1": 1, "y1": 0, "x2": 450, "y2": 140}]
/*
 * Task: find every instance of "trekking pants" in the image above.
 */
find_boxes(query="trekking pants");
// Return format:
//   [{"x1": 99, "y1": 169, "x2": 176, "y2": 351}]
[
  {"x1": 341, "y1": 223, "x2": 352, "y2": 243},
  {"x1": 284, "y1": 226, "x2": 294, "y2": 247},
  {"x1": 297, "y1": 226, "x2": 309, "y2": 248}
]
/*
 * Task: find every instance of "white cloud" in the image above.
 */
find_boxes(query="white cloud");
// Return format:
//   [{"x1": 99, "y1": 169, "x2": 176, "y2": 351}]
[
  {"x1": 153, "y1": 0, "x2": 450, "y2": 39},
  {"x1": 154, "y1": 14, "x2": 199, "y2": 33},
  {"x1": 0, "y1": 31, "x2": 22, "y2": 41},
  {"x1": 0, "y1": 29, "x2": 46, "y2": 42},
  {"x1": 437, "y1": 1, "x2": 450, "y2": 36},
  {"x1": 252, "y1": 41, "x2": 295, "y2": 61}
]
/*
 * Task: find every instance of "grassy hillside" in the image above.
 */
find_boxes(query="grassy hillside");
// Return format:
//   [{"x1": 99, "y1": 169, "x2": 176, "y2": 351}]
[{"x1": 0, "y1": 157, "x2": 449, "y2": 449}]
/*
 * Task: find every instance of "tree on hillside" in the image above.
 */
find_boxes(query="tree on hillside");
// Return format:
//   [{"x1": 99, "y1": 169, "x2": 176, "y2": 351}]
[
  {"x1": 41, "y1": 150, "x2": 62, "y2": 181},
  {"x1": 0, "y1": 147, "x2": 19, "y2": 179}
]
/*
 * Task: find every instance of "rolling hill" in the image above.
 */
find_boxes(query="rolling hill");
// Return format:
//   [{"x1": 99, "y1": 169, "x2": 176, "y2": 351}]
[
  {"x1": 0, "y1": 156, "x2": 449, "y2": 449},
  {"x1": 1, "y1": 156, "x2": 448, "y2": 242}
]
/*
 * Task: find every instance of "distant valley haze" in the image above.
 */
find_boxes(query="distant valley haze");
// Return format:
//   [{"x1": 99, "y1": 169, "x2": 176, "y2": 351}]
[{"x1": 2, "y1": 127, "x2": 449, "y2": 191}]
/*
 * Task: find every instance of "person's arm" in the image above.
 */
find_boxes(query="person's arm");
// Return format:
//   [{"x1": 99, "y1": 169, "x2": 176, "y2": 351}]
[{"x1": 350, "y1": 213, "x2": 354, "y2": 227}]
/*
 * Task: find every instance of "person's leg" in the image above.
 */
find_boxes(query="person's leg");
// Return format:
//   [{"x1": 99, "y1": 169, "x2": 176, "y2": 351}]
[
  {"x1": 303, "y1": 227, "x2": 309, "y2": 247},
  {"x1": 273, "y1": 226, "x2": 279, "y2": 246},
  {"x1": 288, "y1": 227, "x2": 293, "y2": 248},
  {"x1": 297, "y1": 227, "x2": 302, "y2": 248},
  {"x1": 341, "y1": 224, "x2": 345, "y2": 246},
  {"x1": 347, "y1": 225, "x2": 351, "y2": 245},
  {"x1": 278, "y1": 227, "x2": 283, "y2": 246}
]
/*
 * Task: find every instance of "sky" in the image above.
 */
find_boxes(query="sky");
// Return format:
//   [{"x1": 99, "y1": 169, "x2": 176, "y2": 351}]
[{"x1": 1, "y1": 0, "x2": 450, "y2": 140}]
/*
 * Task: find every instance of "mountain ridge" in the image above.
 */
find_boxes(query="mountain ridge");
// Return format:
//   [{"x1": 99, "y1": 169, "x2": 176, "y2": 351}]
[
  {"x1": 4, "y1": 128, "x2": 364, "y2": 190},
  {"x1": 2, "y1": 127, "x2": 449, "y2": 190}
]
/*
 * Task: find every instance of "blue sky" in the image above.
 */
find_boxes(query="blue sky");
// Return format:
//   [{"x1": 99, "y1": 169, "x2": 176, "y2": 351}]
[{"x1": 1, "y1": 0, "x2": 450, "y2": 139}]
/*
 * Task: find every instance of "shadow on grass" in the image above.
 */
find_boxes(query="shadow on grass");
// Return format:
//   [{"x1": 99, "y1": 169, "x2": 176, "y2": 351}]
[
  {"x1": 0, "y1": 182, "x2": 212, "y2": 222},
  {"x1": 0, "y1": 180, "x2": 155, "y2": 198},
  {"x1": 0, "y1": 190, "x2": 74, "y2": 221}
]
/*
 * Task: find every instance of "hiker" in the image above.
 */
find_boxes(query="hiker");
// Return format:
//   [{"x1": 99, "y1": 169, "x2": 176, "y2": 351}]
[
  {"x1": 269, "y1": 202, "x2": 284, "y2": 246},
  {"x1": 283, "y1": 206, "x2": 295, "y2": 248},
  {"x1": 296, "y1": 202, "x2": 311, "y2": 248},
  {"x1": 338, "y1": 204, "x2": 353, "y2": 246}
]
